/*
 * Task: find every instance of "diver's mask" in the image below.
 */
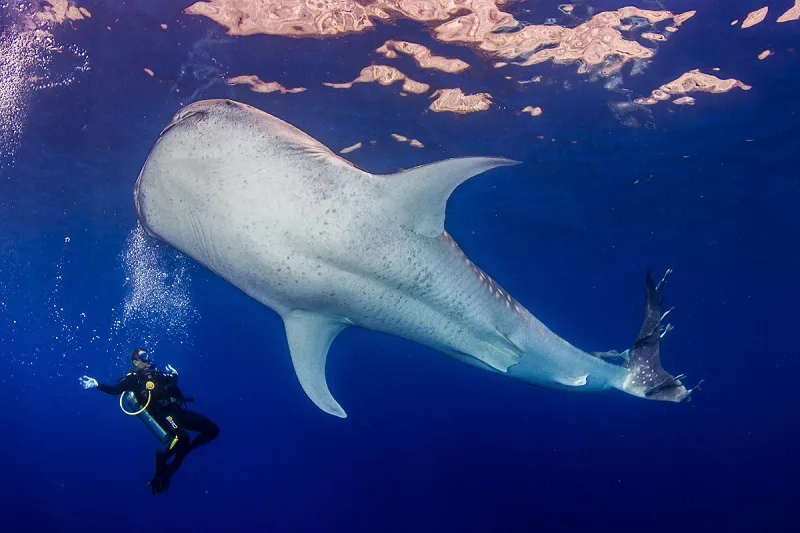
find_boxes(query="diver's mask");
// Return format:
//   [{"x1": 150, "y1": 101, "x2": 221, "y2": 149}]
[{"x1": 132, "y1": 348, "x2": 152, "y2": 366}]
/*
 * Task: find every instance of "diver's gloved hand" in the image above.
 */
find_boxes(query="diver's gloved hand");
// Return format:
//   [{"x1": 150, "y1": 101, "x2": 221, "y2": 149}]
[
  {"x1": 79, "y1": 376, "x2": 98, "y2": 389},
  {"x1": 165, "y1": 364, "x2": 178, "y2": 376}
]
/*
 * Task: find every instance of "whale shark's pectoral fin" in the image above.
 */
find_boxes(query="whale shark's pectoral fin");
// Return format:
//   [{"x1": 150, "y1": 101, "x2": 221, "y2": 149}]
[
  {"x1": 382, "y1": 157, "x2": 520, "y2": 238},
  {"x1": 283, "y1": 311, "x2": 349, "y2": 418}
]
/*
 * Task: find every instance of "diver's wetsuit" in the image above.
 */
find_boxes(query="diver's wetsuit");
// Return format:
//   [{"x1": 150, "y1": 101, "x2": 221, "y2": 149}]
[{"x1": 96, "y1": 368, "x2": 219, "y2": 493}]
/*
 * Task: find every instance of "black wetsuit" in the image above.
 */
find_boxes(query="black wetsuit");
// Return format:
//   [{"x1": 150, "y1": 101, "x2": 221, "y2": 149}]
[{"x1": 96, "y1": 368, "x2": 219, "y2": 493}]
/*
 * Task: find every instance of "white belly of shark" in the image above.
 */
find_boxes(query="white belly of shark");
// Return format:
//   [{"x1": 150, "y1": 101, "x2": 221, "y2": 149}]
[{"x1": 134, "y1": 99, "x2": 698, "y2": 418}]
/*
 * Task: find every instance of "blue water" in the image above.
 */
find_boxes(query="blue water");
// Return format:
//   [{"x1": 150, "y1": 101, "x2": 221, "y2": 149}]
[{"x1": 1, "y1": 0, "x2": 798, "y2": 530}]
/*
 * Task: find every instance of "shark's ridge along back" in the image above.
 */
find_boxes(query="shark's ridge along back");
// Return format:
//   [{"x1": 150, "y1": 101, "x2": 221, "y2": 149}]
[{"x1": 135, "y1": 99, "x2": 699, "y2": 418}]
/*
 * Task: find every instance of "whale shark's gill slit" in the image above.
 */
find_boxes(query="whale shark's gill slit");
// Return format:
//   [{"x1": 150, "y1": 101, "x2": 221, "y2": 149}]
[{"x1": 187, "y1": 209, "x2": 217, "y2": 273}]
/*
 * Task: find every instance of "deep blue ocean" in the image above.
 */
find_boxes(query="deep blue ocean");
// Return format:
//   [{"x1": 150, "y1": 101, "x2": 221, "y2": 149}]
[{"x1": 1, "y1": 0, "x2": 798, "y2": 531}]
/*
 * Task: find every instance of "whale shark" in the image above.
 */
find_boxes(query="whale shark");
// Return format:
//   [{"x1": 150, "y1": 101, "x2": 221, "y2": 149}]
[{"x1": 134, "y1": 99, "x2": 700, "y2": 418}]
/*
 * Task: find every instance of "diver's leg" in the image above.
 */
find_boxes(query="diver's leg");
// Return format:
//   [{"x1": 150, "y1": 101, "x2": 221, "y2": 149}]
[
  {"x1": 149, "y1": 445, "x2": 173, "y2": 495},
  {"x1": 162, "y1": 435, "x2": 191, "y2": 478},
  {"x1": 180, "y1": 410, "x2": 220, "y2": 451},
  {"x1": 156, "y1": 448, "x2": 168, "y2": 472},
  {"x1": 157, "y1": 411, "x2": 219, "y2": 485},
  {"x1": 160, "y1": 410, "x2": 216, "y2": 473},
  {"x1": 149, "y1": 410, "x2": 186, "y2": 494}
]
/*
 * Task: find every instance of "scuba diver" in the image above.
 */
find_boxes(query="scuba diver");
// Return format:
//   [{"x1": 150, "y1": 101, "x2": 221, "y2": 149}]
[{"x1": 79, "y1": 348, "x2": 219, "y2": 495}]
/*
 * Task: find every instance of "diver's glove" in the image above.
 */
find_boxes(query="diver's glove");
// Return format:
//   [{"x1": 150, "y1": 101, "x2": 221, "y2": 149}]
[
  {"x1": 165, "y1": 364, "x2": 178, "y2": 376},
  {"x1": 79, "y1": 376, "x2": 98, "y2": 389}
]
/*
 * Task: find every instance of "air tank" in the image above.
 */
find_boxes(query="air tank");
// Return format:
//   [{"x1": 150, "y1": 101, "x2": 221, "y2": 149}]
[{"x1": 121, "y1": 391, "x2": 174, "y2": 444}]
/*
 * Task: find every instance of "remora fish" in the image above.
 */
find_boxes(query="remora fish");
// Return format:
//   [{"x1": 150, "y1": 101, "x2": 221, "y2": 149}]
[{"x1": 134, "y1": 99, "x2": 700, "y2": 418}]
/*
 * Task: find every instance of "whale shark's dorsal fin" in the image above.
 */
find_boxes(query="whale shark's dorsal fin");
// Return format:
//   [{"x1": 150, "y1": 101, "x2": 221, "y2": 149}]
[
  {"x1": 380, "y1": 157, "x2": 520, "y2": 238},
  {"x1": 283, "y1": 310, "x2": 349, "y2": 418}
]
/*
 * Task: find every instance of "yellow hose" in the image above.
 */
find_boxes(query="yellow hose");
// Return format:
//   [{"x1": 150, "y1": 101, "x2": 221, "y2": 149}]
[{"x1": 119, "y1": 389, "x2": 151, "y2": 416}]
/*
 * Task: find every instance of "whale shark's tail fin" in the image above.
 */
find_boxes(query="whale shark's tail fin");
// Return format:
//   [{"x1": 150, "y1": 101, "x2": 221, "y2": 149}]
[{"x1": 622, "y1": 269, "x2": 702, "y2": 403}]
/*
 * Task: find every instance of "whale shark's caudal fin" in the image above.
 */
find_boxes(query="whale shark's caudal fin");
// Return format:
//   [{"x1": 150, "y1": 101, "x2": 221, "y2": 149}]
[
  {"x1": 283, "y1": 310, "x2": 350, "y2": 418},
  {"x1": 623, "y1": 269, "x2": 702, "y2": 403},
  {"x1": 381, "y1": 157, "x2": 520, "y2": 238}
]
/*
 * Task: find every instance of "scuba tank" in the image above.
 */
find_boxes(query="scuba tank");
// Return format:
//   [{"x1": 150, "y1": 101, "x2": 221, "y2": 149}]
[
  {"x1": 119, "y1": 381, "x2": 178, "y2": 445},
  {"x1": 120, "y1": 391, "x2": 172, "y2": 443}
]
